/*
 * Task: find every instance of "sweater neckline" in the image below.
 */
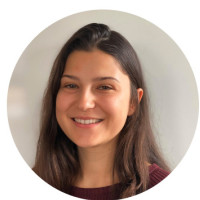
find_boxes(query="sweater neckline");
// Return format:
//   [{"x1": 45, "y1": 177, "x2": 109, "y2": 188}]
[
  {"x1": 71, "y1": 163, "x2": 157, "y2": 190},
  {"x1": 71, "y1": 182, "x2": 121, "y2": 192}
]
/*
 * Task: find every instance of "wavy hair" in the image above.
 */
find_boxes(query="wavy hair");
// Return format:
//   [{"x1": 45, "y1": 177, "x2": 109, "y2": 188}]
[{"x1": 33, "y1": 23, "x2": 170, "y2": 198}]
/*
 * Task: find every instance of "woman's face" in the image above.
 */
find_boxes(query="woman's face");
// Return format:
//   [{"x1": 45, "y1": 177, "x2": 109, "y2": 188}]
[{"x1": 56, "y1": 49, "x2": 136, "y2": 148}]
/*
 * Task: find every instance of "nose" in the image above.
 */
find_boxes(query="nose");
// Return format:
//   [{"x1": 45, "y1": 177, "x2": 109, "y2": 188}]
[{"x1": 77, "y1": 88, "x2": 96, "y2": 111}]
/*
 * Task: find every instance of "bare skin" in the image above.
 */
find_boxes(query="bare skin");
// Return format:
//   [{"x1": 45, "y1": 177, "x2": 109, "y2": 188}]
[
  {"x1": 74, "y1": 136, "x2": 119, "y2": 188},
  {"x1": 56, "y1": 49, "x2": 143, "y2": 188}
]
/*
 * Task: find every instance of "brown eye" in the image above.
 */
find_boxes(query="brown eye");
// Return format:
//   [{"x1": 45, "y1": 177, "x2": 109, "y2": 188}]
[
  {"x1": 98, "y1": 85, "x2": 113, "y2": 90},
  {"x1": 64, "y1": 84, "x2": 78, "y2": 89}
]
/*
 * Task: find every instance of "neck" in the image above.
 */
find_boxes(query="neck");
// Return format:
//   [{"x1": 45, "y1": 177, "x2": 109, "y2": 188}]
[{"x1": 74, "y1": 138, "x2": 119, "y2": 188}]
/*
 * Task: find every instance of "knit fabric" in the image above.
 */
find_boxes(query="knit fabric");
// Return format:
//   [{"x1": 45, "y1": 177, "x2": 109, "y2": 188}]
[{"x1": 69, "y1": 164, "x2": 170, "y2": 200}]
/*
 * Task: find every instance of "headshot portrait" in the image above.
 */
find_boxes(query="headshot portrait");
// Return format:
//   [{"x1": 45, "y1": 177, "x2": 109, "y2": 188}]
[{"x1": 7, "y1": 10, "x2": 199, "y2": 199}]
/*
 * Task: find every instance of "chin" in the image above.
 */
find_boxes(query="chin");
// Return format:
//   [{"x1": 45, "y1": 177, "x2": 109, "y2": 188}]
[
  {"x1": 74, "y1": 139, "x2": 103, "y2": 149},
  {"x1": 75, "y1": 142, "x2": 99, "y2": 149}
]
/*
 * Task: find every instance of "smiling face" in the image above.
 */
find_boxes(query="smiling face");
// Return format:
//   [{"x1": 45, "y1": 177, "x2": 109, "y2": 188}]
[{"x1": 56, "y1": 49, "x2": 136, "y2": 148}]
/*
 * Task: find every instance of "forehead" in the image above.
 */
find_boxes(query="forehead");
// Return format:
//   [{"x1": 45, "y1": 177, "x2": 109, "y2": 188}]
[{"x1": 64, "y1": 49, "x2": 126, "y2": 77}]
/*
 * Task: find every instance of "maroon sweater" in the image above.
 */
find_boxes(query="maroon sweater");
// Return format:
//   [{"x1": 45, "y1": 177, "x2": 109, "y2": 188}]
[{"x1": 69, "y1": 164, "x2": 169, "y2": 200}]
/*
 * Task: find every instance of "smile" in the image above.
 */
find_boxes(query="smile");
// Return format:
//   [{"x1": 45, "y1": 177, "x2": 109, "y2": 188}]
[{"x1": 72, "y1": 118, "x2": 103, "y2": 125}]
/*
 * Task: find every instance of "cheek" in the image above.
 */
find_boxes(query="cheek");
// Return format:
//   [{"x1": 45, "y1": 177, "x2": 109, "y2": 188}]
[
  {"x1": 100, "y1": 97, "x2": 129, "y2": 139},
  {"x1": 100, "y1": 93, "x2": 130, "y2": 121},
  {"x1": 56, "y1": 93, "x2": 64, "y2": 113},
  {"x1": 56, "y1": 91, "x2": 72, "y2": 114}
]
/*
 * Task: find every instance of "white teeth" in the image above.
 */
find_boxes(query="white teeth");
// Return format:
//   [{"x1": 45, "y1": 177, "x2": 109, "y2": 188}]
[{"x1": 74, "y1": 118, "x2": 102, "y2": 124}]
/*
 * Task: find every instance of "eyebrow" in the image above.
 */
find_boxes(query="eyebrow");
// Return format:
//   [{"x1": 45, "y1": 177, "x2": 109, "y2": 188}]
[{"x1": 62, "y1": 74, "x2": 120, "y2": 82}]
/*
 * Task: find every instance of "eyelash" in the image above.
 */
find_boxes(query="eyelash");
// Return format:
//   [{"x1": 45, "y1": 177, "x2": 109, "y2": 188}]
[
  {"x1": 64, "y1": 84, "x2": 78, "y2": 89},
  {"x1": 63, "y1": 84, "x2": 113, "y2": 90},
  {"x1": 98, "y1": 85, "x2": 113, "y2": 90}
]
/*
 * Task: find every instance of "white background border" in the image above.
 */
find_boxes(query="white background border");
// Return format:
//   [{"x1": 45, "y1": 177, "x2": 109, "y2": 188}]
[{"x1": 1, "y1": 1, "x2": 200, "y2": 199}]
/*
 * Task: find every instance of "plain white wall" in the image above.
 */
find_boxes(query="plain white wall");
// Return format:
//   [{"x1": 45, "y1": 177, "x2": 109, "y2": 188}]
[{"x1": 7, "y1": 10, "x2": 199, "y2": 170}]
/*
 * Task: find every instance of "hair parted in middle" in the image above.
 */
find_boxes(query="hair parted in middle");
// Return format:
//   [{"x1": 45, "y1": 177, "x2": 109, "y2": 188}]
[{"x1": 33, "y1": 23, "x2": 169, "y2": 198}]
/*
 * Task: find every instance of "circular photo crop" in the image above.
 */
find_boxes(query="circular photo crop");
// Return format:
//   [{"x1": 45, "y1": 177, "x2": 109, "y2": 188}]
[{"x1": 7, "y1": 10, "x2": 199, "y2": 199}]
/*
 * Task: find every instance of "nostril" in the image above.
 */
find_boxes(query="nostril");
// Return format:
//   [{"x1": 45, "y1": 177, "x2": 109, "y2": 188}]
[
  {"x1": 77, "y1": 98, "x2": 96, "y2": 111},
  {"x1": 78, "y1": 90, "x2": 96, "y2": 106}
]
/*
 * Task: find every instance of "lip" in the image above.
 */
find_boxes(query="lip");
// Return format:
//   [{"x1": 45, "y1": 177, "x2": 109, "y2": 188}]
[
  {"x1": 71, "y1": 116, "x2": 103, "y2": 129},
  {"x1": 72, "y1": 116, "x2": 103, "y2": 120}
]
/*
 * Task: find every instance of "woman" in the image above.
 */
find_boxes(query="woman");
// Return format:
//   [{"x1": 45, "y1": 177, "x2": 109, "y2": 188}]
[{"x1": 33, "y1": 23, "x2": 170, "y2": 199}]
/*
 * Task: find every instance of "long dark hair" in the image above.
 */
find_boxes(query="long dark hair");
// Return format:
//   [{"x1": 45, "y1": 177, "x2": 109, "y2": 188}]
[{"x1": 33, "y1": 23, "x2": 170, "y2": 198}]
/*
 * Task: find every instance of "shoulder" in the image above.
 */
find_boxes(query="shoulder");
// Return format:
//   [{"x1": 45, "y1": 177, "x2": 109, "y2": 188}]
[{"x1": 148, "y1": 163, "x2": 170, "y2": 189}]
